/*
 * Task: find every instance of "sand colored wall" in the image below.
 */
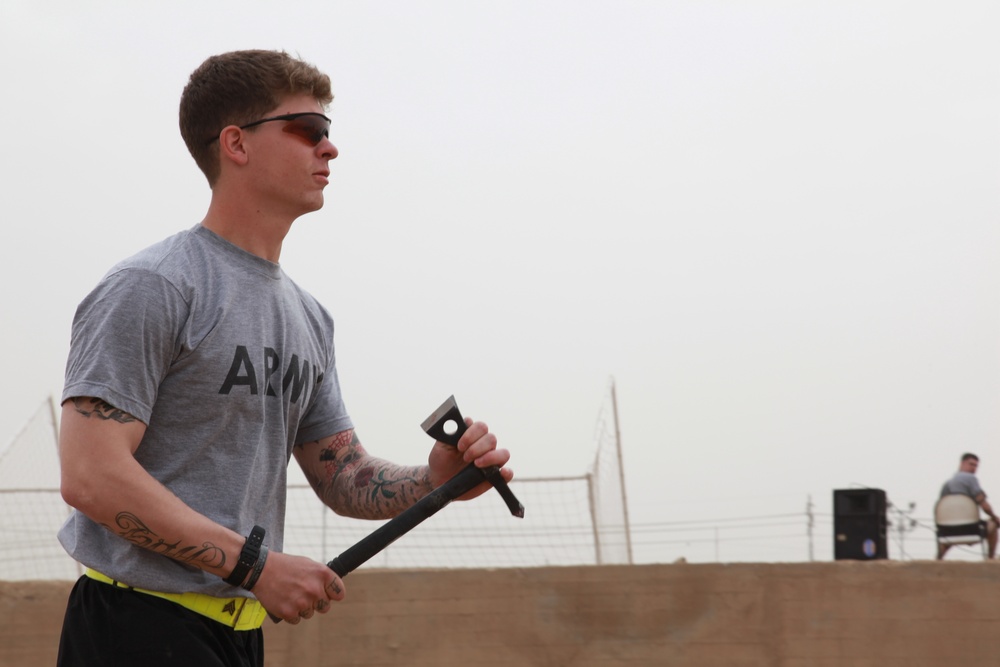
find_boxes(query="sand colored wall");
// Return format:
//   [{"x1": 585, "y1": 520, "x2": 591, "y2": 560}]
[{"x1": 3, "y1": 561, "x2": 999, "y2": 666}]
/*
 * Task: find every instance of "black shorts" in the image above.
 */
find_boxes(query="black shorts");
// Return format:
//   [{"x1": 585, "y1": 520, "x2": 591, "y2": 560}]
[{"x1": 57, "y1": 575, "x2": 264, "y2": 667}]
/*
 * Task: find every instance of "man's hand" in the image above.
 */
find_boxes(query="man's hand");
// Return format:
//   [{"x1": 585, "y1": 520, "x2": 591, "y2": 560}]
[
  {"x1": 978, "y1": 496, "x2": 1000, "y2": 525},
  {"x1": 251, "y1": 551, "x2": 345, "y2": 624},
  {"x1": 427, "y1": 417, "x2": 512, "y2": 500}
]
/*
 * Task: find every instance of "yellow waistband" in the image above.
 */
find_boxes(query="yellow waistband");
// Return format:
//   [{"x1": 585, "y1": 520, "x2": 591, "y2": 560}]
[{"x1": 84, "y1": 568, "x2": 268, "y2": 631}]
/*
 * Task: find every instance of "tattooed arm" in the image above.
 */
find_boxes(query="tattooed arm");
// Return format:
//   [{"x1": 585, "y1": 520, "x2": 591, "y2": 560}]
[
  {"x1": 59, "y1": 396, "x2": 344, "y2": 622},
  {"x1": 58, "y1": 397, "x2": 245, "y2": 577},
  {"x1": 294, "y1": 421, "x2": 513, "y2": 521},
  {"x1": 294, "y1": 429, "x2": 432, "y2": 519}
]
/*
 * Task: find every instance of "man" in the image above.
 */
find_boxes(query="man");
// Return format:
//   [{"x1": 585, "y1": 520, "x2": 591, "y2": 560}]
[
  {"x1": 56, "y1": 50, "x2": 512, "y2": 666},
  {"x1": 938, "y1": 452, "x2": 997, "y2": 559}
]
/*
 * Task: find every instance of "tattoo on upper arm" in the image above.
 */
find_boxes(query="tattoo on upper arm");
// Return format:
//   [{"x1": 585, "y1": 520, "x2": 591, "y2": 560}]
[
  {"x1": 319, "y1": 429, "x2": 365, "y2": 481},
  {"x1": 72, "y1": 397, "x2": 137, "y2": 424}
]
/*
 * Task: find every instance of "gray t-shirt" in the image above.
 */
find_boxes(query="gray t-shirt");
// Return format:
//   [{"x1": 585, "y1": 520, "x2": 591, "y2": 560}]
[
  {"x1": 940, "y1": 471, "x2": 985, "y2": 500},
  {"x1": 58, "y1": 224, "x2": 352, "y2": 597}
]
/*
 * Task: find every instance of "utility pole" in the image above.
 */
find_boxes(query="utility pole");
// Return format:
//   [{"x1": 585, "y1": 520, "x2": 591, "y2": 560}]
[
  {"x1": 806, "y1": 495, "x2": 815, "y2": 562},
  {"x1": 610, "y1": 379, "x2": 634, "y2": 565}
]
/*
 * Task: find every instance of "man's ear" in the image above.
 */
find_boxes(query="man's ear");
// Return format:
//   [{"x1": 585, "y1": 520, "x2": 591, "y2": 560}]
[{"x1": 219, "y1": 126, "x2": 250, "y2": 167}]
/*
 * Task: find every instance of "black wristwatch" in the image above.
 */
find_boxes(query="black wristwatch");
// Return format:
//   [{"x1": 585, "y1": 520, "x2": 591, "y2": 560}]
[{"x1": 224, "y1": 525, "x2": 265, "y2": 587}]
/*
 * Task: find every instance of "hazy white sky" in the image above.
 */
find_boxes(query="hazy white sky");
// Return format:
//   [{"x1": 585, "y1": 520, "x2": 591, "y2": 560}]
[{"x1": 2, "y1": 1, "x2": 999, "y2": 563}]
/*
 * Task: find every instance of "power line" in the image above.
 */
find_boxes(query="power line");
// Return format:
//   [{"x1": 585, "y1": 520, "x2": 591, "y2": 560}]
[{"x1": 630, "y1": 512, "x2": 806, "y2": 527}]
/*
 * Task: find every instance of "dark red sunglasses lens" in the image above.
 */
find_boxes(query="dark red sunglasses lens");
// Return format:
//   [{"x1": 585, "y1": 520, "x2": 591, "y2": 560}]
[{"x1": 283, "y1": 116, "x2": 330, "y2": 145}]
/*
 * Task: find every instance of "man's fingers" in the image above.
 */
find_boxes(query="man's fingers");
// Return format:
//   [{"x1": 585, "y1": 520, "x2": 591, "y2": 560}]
[
  {"x1": 457, "y1": 420, "x2": 490, "y2": 454},
  {"x1": 326, "y1": 575, "x2": 345, "y2": 601},
  {"x1": 472, "y1": 447, "x2": 510, "y2": 470}
]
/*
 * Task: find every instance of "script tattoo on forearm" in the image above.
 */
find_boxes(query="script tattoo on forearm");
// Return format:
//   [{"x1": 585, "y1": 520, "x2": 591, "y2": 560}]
[
  {"x1": 71, "y1": 397, "x2": 137, "y2": 424},
  {"x1": 313, "y1": 430, "x2": 433, "y2": 520},
  {"x1": 109, "y1": 512, "x2": 226, "y2": 568}
]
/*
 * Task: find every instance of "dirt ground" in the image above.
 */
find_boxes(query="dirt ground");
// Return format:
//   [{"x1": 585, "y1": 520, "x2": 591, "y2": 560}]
[{"x1": 4, "y1": 561, "x2": 999, "y2": 666}]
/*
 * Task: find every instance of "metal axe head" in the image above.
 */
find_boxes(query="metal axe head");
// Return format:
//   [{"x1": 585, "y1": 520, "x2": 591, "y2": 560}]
[
  {"x1": 420, "y1": 395, "x2": 467, "y2": 447},
  {"x1": 421, "y1": 395, "x2": 525, "y2": 518}
]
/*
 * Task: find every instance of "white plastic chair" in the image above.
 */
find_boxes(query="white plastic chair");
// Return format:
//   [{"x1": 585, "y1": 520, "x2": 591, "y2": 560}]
[{"x1": 935, "y1": 494, "x2": 988, "y2": 559}]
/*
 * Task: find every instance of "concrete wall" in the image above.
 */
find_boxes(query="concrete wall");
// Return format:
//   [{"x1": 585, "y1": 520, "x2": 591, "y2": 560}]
[{"x1": 4, "y1": 561, "x2": 999, "y2": 666}]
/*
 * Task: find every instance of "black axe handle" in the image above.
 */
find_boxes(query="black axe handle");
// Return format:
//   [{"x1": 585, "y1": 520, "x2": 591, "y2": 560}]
[
  {"x1": 327, "y1": 461, "x2": 488, "y2": 576},
  {"x1": 270, "y1": 462, "x2": 488, "y2": 622}
]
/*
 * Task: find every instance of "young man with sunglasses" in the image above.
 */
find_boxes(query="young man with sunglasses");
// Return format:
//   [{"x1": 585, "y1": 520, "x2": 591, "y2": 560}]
[{"x1": 55, "y1": 49, "x2": 512, "y2": 666}]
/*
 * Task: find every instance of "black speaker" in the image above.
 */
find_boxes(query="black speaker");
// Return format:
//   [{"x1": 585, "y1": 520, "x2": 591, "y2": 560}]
[{"x1": 833, "y1": 488, "x2": 888, "y2": 560}]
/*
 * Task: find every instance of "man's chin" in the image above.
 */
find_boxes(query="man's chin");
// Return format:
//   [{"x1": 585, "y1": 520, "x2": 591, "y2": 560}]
[{"x1": 300, "y1": 194, "x2": 325, "y2": 215}]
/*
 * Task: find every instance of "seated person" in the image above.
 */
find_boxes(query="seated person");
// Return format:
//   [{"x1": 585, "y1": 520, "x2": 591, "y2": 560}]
[{"x1": 938, "y1": 452, "x2": 999, "y2": 559}]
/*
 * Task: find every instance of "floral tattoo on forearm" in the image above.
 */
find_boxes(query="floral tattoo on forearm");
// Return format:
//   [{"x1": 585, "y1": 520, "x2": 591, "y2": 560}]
[{"x1": 312, "y1": 430, "x2": 432, "y2": 519}]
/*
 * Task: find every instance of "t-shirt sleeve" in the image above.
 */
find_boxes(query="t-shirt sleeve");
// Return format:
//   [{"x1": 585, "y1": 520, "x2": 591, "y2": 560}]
[
  {"x1": 62, "y1": 268, "x2": 188, "y2": 424},
  {"x1": 294, "y1": 347, "x2": 352, "y2": 444}
]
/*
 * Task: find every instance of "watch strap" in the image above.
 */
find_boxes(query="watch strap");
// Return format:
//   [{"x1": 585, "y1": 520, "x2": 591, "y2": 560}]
[{"x1": 224, "y1": 525, "x2": 265, "y2": 587}]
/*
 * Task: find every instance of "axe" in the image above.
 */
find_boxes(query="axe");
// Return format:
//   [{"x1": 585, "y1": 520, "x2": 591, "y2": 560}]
[
  {"x1": 326, "y1": 395, "x2": 524, "y2": 578},
  {"x1": 273, "y1": 396, "x2": 523, "y2": 622}
]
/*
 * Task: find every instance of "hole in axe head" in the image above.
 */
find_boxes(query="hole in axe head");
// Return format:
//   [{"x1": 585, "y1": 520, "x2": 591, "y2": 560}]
[{"x1": 421, "y1": 396, "x2": 467, "y2": 447}]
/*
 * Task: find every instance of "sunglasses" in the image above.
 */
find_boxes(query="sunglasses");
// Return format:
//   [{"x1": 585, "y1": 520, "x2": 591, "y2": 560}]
[{"x1": 207, "y1": 112, "x2": 331, "y2": 146}]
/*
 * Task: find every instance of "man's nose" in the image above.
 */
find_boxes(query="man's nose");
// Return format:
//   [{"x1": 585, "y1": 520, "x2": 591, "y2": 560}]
[{"x1": 320, "y1": 139, "x2": 338, "y2": 160}]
